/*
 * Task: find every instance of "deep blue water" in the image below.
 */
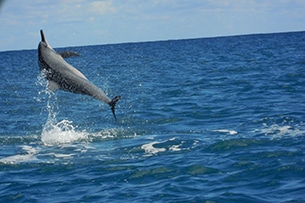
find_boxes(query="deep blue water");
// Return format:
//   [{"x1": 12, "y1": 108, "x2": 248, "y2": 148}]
[{"x1": 1, "y1": 31, "x2": 305, "y2": 202}]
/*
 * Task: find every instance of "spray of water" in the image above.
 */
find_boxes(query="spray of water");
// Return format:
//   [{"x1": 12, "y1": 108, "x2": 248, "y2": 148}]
[
  {"x1": 41, "y1": 92, "x2": 88, "y2": 145},
  {"x1": 35, "y1": 74, "x2": 88, "y2": 145},
  {"x1": 36, "y1": 73, "x2": 130, "y2": 145}
]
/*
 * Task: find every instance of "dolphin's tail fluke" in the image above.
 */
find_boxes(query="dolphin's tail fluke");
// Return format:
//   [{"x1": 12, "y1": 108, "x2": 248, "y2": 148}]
[{"x1": 109, "y1": 96, "x2": 121, "y2": 122}]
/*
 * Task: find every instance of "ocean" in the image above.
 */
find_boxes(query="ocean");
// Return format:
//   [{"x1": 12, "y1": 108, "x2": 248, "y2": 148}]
[{"x1": 1, "y1": 31, "x2": 305, "y2": 202}]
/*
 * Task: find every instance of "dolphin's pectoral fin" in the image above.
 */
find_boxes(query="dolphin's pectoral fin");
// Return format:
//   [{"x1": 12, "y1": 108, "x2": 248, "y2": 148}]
[
  {"x1": 109, "y1": 96, "x2": 121, "y2": 122},
  {"x1": 48, "y1": 81, "x2": 60, "y2": 91}
]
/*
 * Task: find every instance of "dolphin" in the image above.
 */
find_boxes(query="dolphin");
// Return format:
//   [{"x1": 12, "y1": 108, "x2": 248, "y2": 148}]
[{"x1": 38, "y1": 29, "x2": 121, "y2": 121}]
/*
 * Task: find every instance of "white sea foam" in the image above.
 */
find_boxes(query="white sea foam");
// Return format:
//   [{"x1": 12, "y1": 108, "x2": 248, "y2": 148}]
[
  {"x1": 0, "y1": 145, "x2": 39, "y2": 164},
  {"x1": 211, "y1": 129, "x2": 238, "y2": 135},
  {"x1": 38, "y1": 87, "x2": 90, "y2": 145},
  {"x1": 260, "y1": 124, "x2": 303, "y2": 139},
  {"x1": 93, "y1": 128, "x2": 122, "y2": 140},
  {"x1": 40, "y1": 105, "x2": 125, "y2": 145},
  {"x1": 41, "y1": 119, "x2": 89, "y2": 145},
  {"x1": 141, "y1": 141, "x2": 166, "y2": 155},
  {"x1": 169, "y1": 143, "x2": 183, "y2": 151},
  {"x1": 141, "y1": 137, "x2": 199, "y2": 156}
]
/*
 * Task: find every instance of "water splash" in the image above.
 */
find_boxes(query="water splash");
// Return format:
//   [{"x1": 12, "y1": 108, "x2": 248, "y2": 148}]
[
  {"x1": 36, "y1": 75, "x2": 88, "y2": 145},
  {"x1": 41, "y1": 96, "x2": 89, "y2": 145},
  {"x1": 36, "y1": 73, "x2": 128, "y2": 145},
  {"x1": 41, "y1": 119, "x2": 89, "y2": 146},
  {"x1": 39, "y1": 96, "x2": 125, "y2": 145}
]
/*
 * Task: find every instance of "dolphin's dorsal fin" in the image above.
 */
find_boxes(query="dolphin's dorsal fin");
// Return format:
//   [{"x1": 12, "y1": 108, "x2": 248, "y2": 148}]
[
  {"x1": 58, "y1": 51, "x2": 80, "y2": 58},
  {"x1": 48, "y1": 81, "x2": 60, "y2": 91}
]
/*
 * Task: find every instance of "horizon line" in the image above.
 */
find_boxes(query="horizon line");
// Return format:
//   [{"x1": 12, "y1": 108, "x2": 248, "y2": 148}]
[{"x1": 1, "y1": 30, "x2": 304, "y2": 53}]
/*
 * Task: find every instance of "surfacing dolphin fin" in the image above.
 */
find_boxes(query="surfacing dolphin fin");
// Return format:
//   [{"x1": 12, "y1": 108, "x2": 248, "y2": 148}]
[{"x1": 38, "y1": 29, "x2": 121, "y2": 121}]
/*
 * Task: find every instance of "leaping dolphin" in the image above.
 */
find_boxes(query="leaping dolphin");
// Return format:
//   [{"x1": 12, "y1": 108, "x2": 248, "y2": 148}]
[{"x1": 38, "y1": 29, "x2": 121, "y2": 121}]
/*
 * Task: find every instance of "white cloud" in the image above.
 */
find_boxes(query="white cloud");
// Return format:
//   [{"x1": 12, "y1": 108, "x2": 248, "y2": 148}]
[{"x1": 90, "y1": 1, "x2": 116, "y2": 15}]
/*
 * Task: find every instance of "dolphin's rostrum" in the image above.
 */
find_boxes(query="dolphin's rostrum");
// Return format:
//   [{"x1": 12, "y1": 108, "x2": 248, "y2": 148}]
[{"x1": 38, "y1": 29, "x2": 121, "y2": 121}]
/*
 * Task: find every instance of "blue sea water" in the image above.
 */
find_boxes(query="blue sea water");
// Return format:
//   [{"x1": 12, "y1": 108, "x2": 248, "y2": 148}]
[{"x1": 1, "y1": 31, "x2": 305, "y2": 202}]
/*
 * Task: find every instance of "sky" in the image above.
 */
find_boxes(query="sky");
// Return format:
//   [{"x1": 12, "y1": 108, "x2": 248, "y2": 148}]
[{"x1": 0, "y1": 0, "x2": 305, "y2": 51}]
